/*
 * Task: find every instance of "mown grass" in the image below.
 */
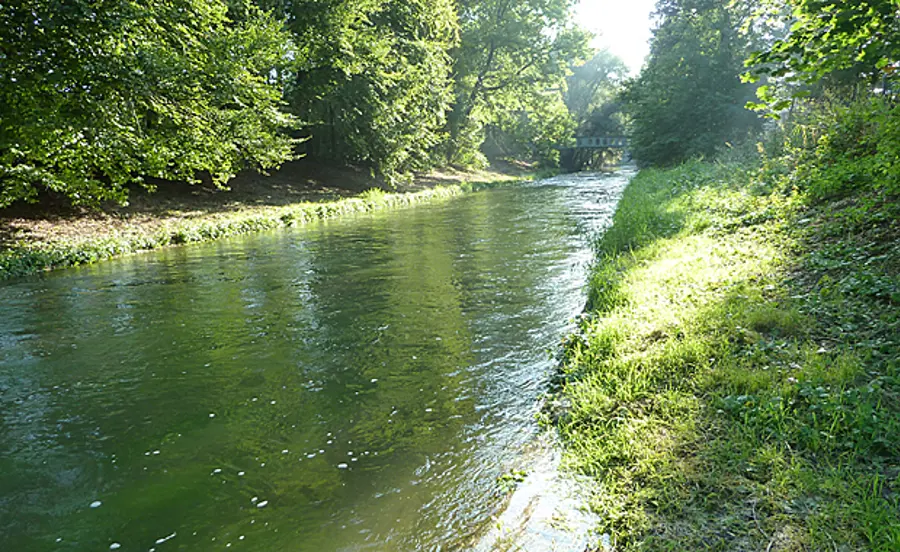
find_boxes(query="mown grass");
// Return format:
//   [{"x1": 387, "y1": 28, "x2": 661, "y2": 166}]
[
  {"x1": 553, "y1": 159, "x2": 899, "y2": 550},
  {"x1": 0, "y1": 176, "x2": 524, "y2": 280}
]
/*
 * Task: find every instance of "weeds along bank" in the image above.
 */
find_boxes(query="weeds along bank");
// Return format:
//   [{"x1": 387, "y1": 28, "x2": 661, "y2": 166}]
[
  {"x1": 0, "y1": 177, "x2": 526, "y2": 280},
  {"x1": 554, "y1": 120, "x2": 899, "y2": 548}
]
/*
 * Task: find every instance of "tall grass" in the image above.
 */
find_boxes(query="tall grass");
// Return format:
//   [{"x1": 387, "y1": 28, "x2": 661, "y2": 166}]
[{"x1": 554, "y1": 158, "x2": 899, "y2": 550}]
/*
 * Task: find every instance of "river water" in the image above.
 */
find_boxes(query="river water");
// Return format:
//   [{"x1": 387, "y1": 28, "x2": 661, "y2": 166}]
[{"x1": 0, "y1": 171, "x2": 629, "y2": 551}]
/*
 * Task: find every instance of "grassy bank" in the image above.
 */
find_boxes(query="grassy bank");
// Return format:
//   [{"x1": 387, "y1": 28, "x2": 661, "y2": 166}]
[
  {"x1": 0, "y1": 166, "x2": 533, "y2": 280},
  {"x1": 554, "y1": 159, "x2": 899, "y2": 550}
]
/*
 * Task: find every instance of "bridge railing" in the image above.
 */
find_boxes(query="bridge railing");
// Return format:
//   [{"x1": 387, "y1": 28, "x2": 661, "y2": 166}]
[{"x1": 574, "y1": 136, "x2": 628, "y2": 149}]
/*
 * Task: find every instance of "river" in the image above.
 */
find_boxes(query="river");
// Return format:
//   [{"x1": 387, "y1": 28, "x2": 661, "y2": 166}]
[{"x1": 0, "y1": 170, "x2": 630, "y2": 551}]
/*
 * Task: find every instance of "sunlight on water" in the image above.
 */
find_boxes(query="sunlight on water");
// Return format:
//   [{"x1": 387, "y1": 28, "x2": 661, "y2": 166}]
[{"x1": 0, "y1": 171, "x2": 630, "y2": 550}]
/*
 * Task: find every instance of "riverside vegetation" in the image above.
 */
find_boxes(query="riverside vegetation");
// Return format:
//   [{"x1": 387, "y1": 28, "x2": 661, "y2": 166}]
[
  {"x1": 553, "y1": 106, "x2": 900, "y2": 549},
  {"x1": 549, "y1": 0, "x2": 900, "y2": 549},
  {"x1": 0, "y1": 168, "x2": 538, "y2": 279},
  {"x1": 1, "y1": 0, "x2": 630, "y2": 207},
  {"x1": 2, "y1": 0, "x2": 631, "y2": 277}
]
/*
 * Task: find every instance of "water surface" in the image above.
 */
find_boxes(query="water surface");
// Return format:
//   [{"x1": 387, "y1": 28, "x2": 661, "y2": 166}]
[{"x1": 0, "y1": 171, "x2": 629, "y2": 551}]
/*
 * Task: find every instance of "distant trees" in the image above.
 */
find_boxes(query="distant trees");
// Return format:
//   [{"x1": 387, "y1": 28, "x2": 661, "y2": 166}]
[
  {"x1": 622, "y1": 0, "x2": 763, "y2": 166},
  {"x1": 566, "y1": 50, "x2": 628, "y2": 138},
  {"x1": 559, "y1": 50, "x2": 628, "y2": 170},
  {"x1": 622, "y1": 0, "x2": 900, "y2": 168},
  {"x1": 446, "y1": 0, "x2": 591, "y2": 167}
]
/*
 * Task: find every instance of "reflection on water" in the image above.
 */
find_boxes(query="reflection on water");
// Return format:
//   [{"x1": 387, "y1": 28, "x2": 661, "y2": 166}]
[{"x1": 0, "y1": 171, "x2": 629, "y2": 551}]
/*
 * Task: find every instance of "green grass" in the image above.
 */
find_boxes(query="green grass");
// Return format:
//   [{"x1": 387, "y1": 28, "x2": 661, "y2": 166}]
[
  {"x1": 553, "y1": 159, "x2": 900, "y2": 550},
  {"x1": 0, "y1": 176, "x2": 524, "y2": 280}
]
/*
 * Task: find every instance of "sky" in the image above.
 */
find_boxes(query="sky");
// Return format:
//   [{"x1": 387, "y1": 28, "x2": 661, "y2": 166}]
[{"x1": 574, "y1": 0, "x2": 657, "y2": 75}]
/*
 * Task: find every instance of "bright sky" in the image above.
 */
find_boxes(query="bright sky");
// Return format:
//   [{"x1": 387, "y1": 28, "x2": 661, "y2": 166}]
[{"x1": 575, "y1": 0, "x2": 657, "y2": 75}]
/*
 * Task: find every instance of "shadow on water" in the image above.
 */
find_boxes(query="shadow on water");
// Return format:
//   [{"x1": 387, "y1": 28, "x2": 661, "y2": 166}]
[{"x1": 0, "y1": 170, "x2": 631, "y2": 551}]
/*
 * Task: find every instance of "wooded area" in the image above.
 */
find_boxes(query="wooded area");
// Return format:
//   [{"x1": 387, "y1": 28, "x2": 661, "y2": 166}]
[
  {"x1": 4, "y1": 0, "x2": 900, "y2": 208},
  {"x1": 1, "y1": 0, "x2": 898, "y2": 549},
  {"x1": 1, "y1": 0, "x2": 621, "y2": 207}
]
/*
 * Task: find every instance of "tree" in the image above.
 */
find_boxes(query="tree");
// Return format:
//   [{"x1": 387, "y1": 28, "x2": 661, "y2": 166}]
[
  {"x1": 746, "y1": 0, "x2": 900, "y2": 110},
  {"x1": 444, "y1": 0, "x2": 590, "y2": 166},
  {"x1": 482, "y1": 90, "x2": 577, "y2": 166},
  {"x1": 565, "y1": 49, "x2": 629, "y2": 128},
  {"x1": 0, "y1": 0, "x2": 298, "y2": 207},
  {"x1": 623, "y1": 0, "x2": 763, "y2": 167},
  {"x1": 282, "y1": 0, "x2": 458, "y2": 182}
]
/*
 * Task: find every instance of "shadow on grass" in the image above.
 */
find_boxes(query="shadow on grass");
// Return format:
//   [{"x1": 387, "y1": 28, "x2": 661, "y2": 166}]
[
  {"x1": 0, "y1": 159, "x2": 533, "y2": 224},
  {"x1": 0, "y1": 161, "x2": 371, "y2": 222}
]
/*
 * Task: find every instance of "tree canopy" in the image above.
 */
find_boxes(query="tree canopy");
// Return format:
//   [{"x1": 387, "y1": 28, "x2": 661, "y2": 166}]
[
  {"x1": 0, "y1": 0, "x2": 298, "y2": 207},
  {"x1": 622, "y1": 0, "x2": 763, "y2": 167},
  {"x1": 1, "y1": 0, "x2": 597, "y2": 205},
  {"x1": 745, "y1": 0, "x2": 900, "y2": 111},
  {"x1": 748, "y1": 0, "x2": 900, "y2": 85},
  {"x1": 445, "y1": 0, "x2": 591, "y2": 166},
  {"x1": 283, "y1": 0, "x2": 459, "y2": 182}
]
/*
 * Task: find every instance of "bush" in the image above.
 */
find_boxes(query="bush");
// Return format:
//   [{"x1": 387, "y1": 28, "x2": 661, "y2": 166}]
[{"x1": 789, "y1": 98, "x2": 900, "y2": 200}]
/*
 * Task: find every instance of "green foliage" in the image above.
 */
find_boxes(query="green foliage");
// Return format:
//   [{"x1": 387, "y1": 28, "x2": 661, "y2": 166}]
[
  {"x1": 749, "y1": 96, "x2": 900, "y2": 202},
  {"x1": 744, "y1": 1, "x2": 900, "y2": 118},
  {"x1": 484, "y1": 91, "x2": 576, "y2": 167},
  {"x1": 623, "y1": 0, "x2": 763, "y2": 166},
  {"x1": 0, "y1": 0, "x2": 592, "y2": 205},
  {"x1": 0, "y1": 0, "x2": 298, "y2": 207},
  {"x1": 791, "y1": 98, "x2": 900, "y2": 200},
  {"x1": 444, "y1": 0, "x2": 590, "y2": 166},
  {"x1": 495, "y1": 469, "x2": 528, "y2": 493},
  {"x1": 556, "y1": 157, "x2": 900, "y2": 549},
  {"x1": 747, "y1": 0, "x2": 900, "y2": 89},
  {"x1": 286, "y1": 0, "x2": 458, "y2": 181}
]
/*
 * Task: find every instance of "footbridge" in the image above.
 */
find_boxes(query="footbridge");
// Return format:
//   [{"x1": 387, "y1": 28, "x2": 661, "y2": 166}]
[
  {"x1": 574, "y1": 136, "x2": 629, "y2": 149},
  {"x1": 560, "y1": 136, "x2": 630, "y2": 171}
]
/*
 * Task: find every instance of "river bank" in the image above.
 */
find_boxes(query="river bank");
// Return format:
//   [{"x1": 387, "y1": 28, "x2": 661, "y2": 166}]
[
  {"x1": 0, "y1": 171, "x2": 625, "y2": 551},
  {"x1": 555, "y1": 160, "x2": 899, "y2": 550},
  {"x1": 0, "y1": 161, "x2": 539, "y2": 280}
]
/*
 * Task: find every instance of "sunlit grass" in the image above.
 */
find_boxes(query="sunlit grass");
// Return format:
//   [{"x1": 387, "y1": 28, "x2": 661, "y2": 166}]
[
  {"x1": 554, "y1": 160, "x2": 900, "y2": 550},
  {"x1": 0, "y1": 176, "x2": 525, "y2": 280}
]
